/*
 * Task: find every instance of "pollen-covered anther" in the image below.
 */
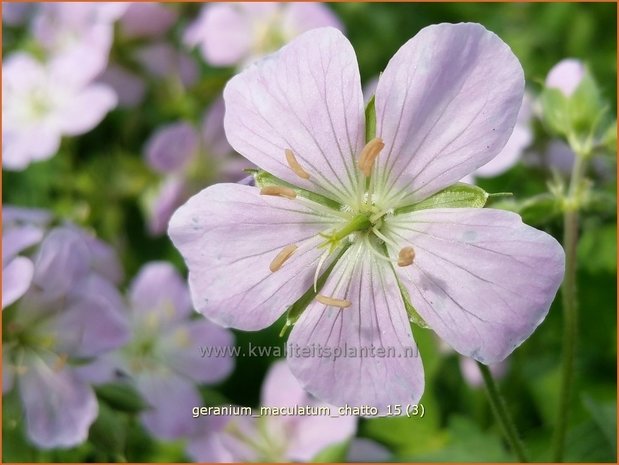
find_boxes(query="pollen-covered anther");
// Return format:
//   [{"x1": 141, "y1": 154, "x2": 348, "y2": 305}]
[
  {"x1": 397, "y1": 246, "x2": 415, "y2": 267},
  {"x1": 52, "y1": 353, "x2": 68, "y2": 372},
  {"x1": 260, "y1": 185, "x2": 297, "y2": 199},
  {"x1": 269, "y1": 244, "x2": 298, "y2": 272},
  {"x1": 316, "y1": 294, "x2": 352, "y2": 308},
  {"x1": 358, "y1": 137, "x2": 385, "y2": 176},
  {"x1": 285, "y1": 148, "x2": 310, "y2": 180}
]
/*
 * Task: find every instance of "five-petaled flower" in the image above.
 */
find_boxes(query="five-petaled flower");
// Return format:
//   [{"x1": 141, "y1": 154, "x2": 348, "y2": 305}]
[{"x1": 169, "y1": 24, "x2": 565, "y2": 411}]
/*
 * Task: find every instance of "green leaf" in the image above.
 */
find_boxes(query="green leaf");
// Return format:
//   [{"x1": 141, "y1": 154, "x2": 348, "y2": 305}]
[
  {"x1": 404, "y1": 416, "x2": 512, "y2": 462},
  {"x1": 577, "y1": 223, "x2": 617, "y2": 274},
  {"x1": 88, "y1": 403, "x2": 127, "y2": 461},
  {"x1": 365, "y1": 95, "x2": 376, "y2": 142},
  {"x1": 582, "y1": 395, "x2": 617, "y2": 453},
  {"x1": 311, "y1": 440, "x2": 350, "y2": 462},
  {"x1": 394, "y1": 183, "x2": 489, "y2": 215},
  {"x1": 95, "y1": 382, "x2": 150, "y2": 413},
  {"x1": 249, "y1": 169, "x2": 342, "y2": 210}
]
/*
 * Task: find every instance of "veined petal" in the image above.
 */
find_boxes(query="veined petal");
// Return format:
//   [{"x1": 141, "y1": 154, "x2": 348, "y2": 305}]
[
  {"x1": 374, "y1": 23, "x2": 524, "y2": 206},
  {"x1": 223, "y1": 27, "x2": 365, "y2": 205},
  {"x1": 288, "y1": 242, "x2": 424, "y2": 412},
  {"x1": 19, "y1": 357, "x2": 98, "y2": 449},
  {"x1": 384, "y1": 208, "x2": 565, "y2": 363},
  {"x1": 168, "y1": 183, "x2": 343, "y2": 330}
]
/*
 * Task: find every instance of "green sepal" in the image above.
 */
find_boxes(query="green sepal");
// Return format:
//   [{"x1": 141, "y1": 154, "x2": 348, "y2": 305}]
[
  {"x1": 95, "y1": 382, "x2": 150, "y2": 413},
  {"x1": 282, "y1": 244, "x2": 351, "y2": 332},
  {"x1": 246, "y1": 169, "x2": 342, "y2": 210},
  {"x1": 394, "y1": 183, "x2": 489, "y2": 215},
  {"x1": 365, "y1": 95, "x2": 376, "y2": 142},
  {"x1": 541, "y1": 67, "x2": 609, "y2": 154}
]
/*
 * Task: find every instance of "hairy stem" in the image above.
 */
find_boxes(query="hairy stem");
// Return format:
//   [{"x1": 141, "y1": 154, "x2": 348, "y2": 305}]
[
  {"x1": 552, "y1": 154, "x2": 586, "y2": 461},
  {"x1": 478, "y1": 362, "x2": 529, "y2": 462}
]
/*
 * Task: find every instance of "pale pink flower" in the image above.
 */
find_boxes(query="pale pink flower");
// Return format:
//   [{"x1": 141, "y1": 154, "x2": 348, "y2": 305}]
[
  {"x1": 187, "y1": 360, "x2": 356, "y2": 462},
  {"x1": 3, "y1": 225, "x2": 129, "y2": 448},
  {"x1": 169, "y1": 25, "x2": 565, "y2": 411},
  {"x1": 184, "y1": 2, "x2": 343, "y2": 67},
  {"x1": 80, "y1": 262, "x2": 234, "y2": 440},
  {"x1": 2, "y1": 52, "x2": 117, "y2": 170},
  {"x1": 545, "y1": 58, "x2": 585, "y2": 97}
]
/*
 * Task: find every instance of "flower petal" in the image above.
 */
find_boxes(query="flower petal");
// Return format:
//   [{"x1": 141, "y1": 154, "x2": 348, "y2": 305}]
[
  {"x1": 183, "y1": 3, "x2": 253, "y2": 66},
  {"x1": 2, "y1": 257, "x2": 34, "y2": 308},
  {"x1": 384, "y1": 208, "x2": 565, "y2": 363},
  {"x1": 161, "y1": 319, "x2": 234, "y2": 384},
  {"x1": 281, "y1": 3, "x2": 344, "y2": 36},
  {"x1": 287, "y1": 242, "x2": 424, "y2": 412},
  {"x1": 136, "y1": 370, "x2": 202, "y2": 440},
  {"x1": 3, "y1": 224, "x2": 46, "y2": 264},
  {"x1": 145, "y1": 121, "x2": 199, "y2": 174},
  {"x1": 374, "y1": 23, "x2": 524, "y2": 206},
  {"x1": 47, "y1": 274, "x2": 130, "y2": 358},
  {"x1": 56, "y1": 84, "x2": 117, "y2": 136},
  {"x1": 19, "y1": 357, "x2": 98, "y2": 449},
  {"x1": 223, "y1": 27, "x2": 365, "y2": 205},
  {"x1": 168, "y1": 183, "x2": 342, "y2": 330},
  {"x1": 129, "y1": 261, "x2": 192, "y2": 324},
  {"x1": 287, "y1": 408, "x2": 357, "y2": 462}
]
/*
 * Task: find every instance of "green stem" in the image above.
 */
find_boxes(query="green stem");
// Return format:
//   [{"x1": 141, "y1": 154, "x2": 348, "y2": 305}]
[
  {"x1": 552, "y1": 154, "x2": 586, "y2": 461},
  {"x1": 478, "y1": 363, "x2": 529, "y2": 462}
]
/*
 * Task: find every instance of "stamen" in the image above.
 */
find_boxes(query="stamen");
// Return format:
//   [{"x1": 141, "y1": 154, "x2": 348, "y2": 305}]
[
  {"x1": 358, "y1": 137, "x2": 384, "y2": 177},
  {"x1": 269, "y1": 244, "x2": 298, "y2": 272},
  {"x1": 316, "y1": 294, "x2": 352, "y2": 308},
  {"x1": 397, "y1": 246, "x2": 415, "y2": 267},
  {"x1": 260, "y1": 185, "x2": 297, "y2": 199},
  {"x1": 285, "y1": 148, "x2": 310, "y2": 180}
]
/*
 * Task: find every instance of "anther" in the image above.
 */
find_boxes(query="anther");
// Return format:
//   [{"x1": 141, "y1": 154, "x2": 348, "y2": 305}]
[
  {"x1": 270, "y1": 244, "x2": 298, "y2": 272},
  {"x1": 260, "y1": 185, "x2": 297, "y2": 199},
  {"x1": 285, "y1": 148, "x2": 310, "y2": 180},
  {"x1": 358, "y1": 137, "x2": 384, "y2": 176},
  {"x1": 397, "y1": 246, "x2": 415, "y2": 267},
  {"x1": 316, "y1": 294, "x2": 352, "y2": 308}
]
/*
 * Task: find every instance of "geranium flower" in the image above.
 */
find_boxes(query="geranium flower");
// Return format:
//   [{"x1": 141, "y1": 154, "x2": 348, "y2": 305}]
[
  {"x1": 2, "y1": 52, "x2": 117, "y2": 170},
  {"x1": 169, "y1": 25, "x2": 565, "y2": 411},
  {"x1": 3, "y1": 225, "x2": 129, "y2": 448},
  {"x1": 81, "y1": 262, "x2": 234, "y2": 440},
  {"x1": 183, "y1": 2, "x2": 342, "y2": 67},
  {"x1": 187, "y1": 360, "x2": 356, "y2": 462}
]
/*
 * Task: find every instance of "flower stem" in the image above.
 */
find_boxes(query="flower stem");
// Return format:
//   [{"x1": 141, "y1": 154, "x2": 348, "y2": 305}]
[
  {"x1": 552, "y1": 154, "x2": 586, "y2": 461},
  {"x1": 478, "y1": 362, "x2": 529, "y2": 462}
]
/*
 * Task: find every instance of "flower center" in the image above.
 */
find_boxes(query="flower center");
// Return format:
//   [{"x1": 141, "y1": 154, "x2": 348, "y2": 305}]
[{"x1": 261, "y1": 141, "x2": 416, "y2": 310}]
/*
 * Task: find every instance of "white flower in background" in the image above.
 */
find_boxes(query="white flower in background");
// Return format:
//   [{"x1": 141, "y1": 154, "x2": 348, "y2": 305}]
[
  {"x1": 184, "y1": 2, "x2": 343, "y2": 67},
  {"x1": 2, "y1": 52, "x2": 117, "y2": 170}
]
